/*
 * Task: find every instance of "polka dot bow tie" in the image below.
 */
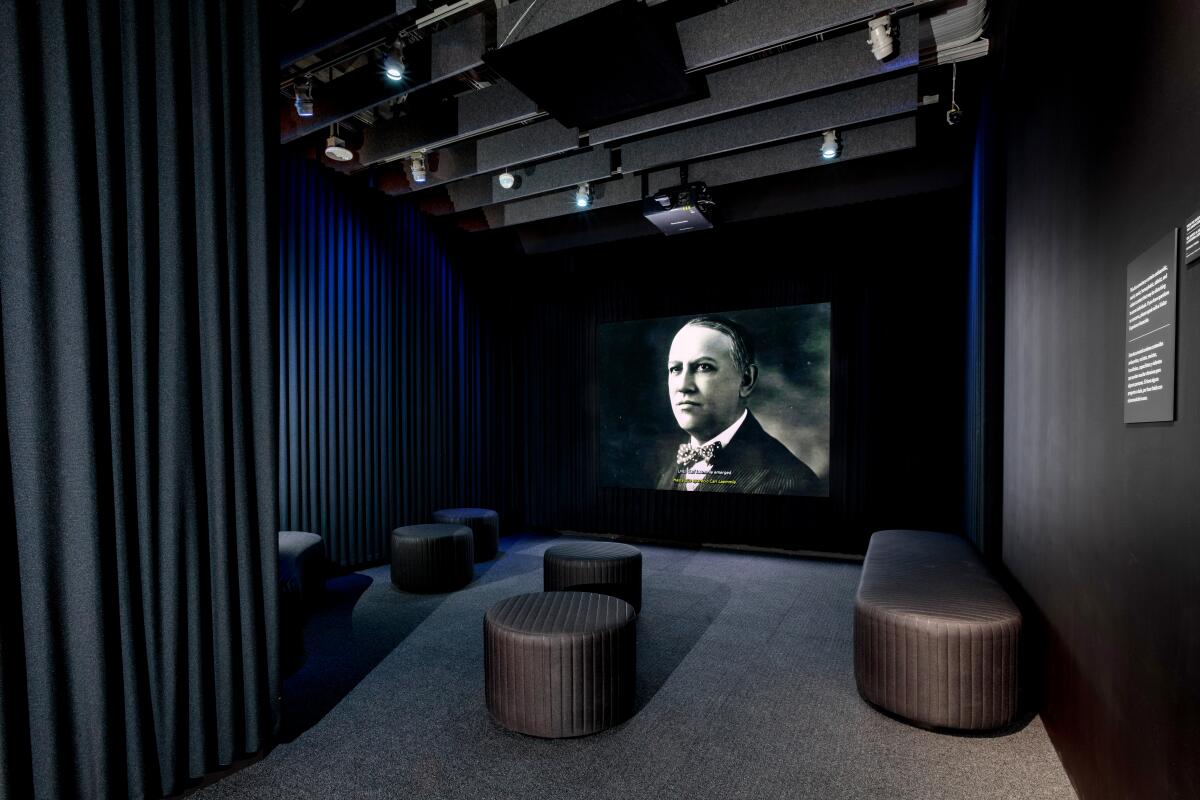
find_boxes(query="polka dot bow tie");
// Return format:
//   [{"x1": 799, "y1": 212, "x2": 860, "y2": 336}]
[{"x1": 676, "y1": 441, "x2": 722, "y2": 467}]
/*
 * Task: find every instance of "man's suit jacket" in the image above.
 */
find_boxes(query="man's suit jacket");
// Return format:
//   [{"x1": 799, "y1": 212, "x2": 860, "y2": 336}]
[{"x1": 655, "y1": 411, "x2": 823, "y2": 496}]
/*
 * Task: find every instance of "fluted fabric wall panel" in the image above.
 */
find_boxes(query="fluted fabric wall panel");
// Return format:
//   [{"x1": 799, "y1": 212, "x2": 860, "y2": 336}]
[{"x1": 279, "y1": 154, "x2": 502, "y2": 567}]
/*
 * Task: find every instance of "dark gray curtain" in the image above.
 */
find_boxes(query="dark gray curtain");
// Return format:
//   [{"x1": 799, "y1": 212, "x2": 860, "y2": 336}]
[{"x1": 0, "y1": 1, "x2": 278, "y2": 798}]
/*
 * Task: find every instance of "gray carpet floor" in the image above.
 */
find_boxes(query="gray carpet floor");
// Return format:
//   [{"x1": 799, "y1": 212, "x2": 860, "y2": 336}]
[{"x1": 194, "y1": 533, "x2": 1076, "y2": 799}]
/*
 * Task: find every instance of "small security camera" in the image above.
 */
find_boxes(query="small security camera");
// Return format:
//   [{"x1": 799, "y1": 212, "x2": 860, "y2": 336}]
[{"x1": 946, "y1": 102, "x2": 962, "y2": 126}]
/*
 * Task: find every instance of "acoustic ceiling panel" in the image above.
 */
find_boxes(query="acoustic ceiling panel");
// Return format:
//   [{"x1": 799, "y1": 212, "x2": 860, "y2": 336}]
[
  {"x1": 431, "y1": 13, "x2": 488, "y2": 76},
  {"x1": 485, "y1": 0, "x2": 695, "y2": 129},
  {"x1": 495, "y1": 0, "x2": 624, "y2": 45},
  {"x1": 358, "y1": 82, "x2": 540, "y2": 169},
  {"x1": 620, "y1": 73, "x2": 916, "y2": 173},
  {"x1": 457, "y1": 82, "x2": 539, "y2": 138},
  {"x1": 677, "y1": 0, "x2": 903, "y2": 70},
  {"x1": 357, "y1": 110, "x2": 458, "y2": 165},
  {"x1": 590, "y1": 14, "x2": 918, "y2": 145},
  {"x1": 475, "y1": 118, "x2": 580, "y2": 173}
]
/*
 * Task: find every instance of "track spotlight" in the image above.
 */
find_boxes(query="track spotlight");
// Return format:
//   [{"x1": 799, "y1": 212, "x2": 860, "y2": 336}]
[
  {"x1": 294, "y1": 76, "x2": 314, "y2": 117},
  {"x1": 819, "y1": 129, "x2": 840, "y2": 160},
  {"x1": 574, "y1": 182, "x2": 592, "y2": 208},
  {"x1": 382, "y1": 39, "x2": 405, "y2": 82},
  {"x1": 410, "y1": 153, "x2": 427, "y2": 183},
  {"x1": 325, "y1": 125, "x2": 353, "y2": 161},
  {"x1": 497, "y1": 170, "x2": 516, "y2": 190},
  {"x1": 867, "y1": 16, "x2": 893, "y2": 61}
]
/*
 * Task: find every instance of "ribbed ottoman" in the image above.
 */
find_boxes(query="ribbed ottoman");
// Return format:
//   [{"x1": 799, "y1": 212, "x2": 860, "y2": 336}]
[
  {"x1": 485, "y1": 591, "x2": 637, "y2": 738},
  {"x1": 390, "y1": 524, "x2": 474, "y2": 593},
  {"x1": 432, "y1": 507, "x2": 499, "y2": 562},
  {"x1": 544, "y1": 541, "x2": 642, "y2": 611},
  {"x1": 278, "y1": 531, "x2": 326, "y2": 608},
  {"x1": 854, "y1": 530, "x2": 1022, "y2": 730}
]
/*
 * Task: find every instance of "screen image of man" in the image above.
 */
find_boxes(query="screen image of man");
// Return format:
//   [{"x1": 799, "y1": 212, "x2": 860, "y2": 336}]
[{"x1": 656, "y1": 316, "x2": 821, "y2": 495}]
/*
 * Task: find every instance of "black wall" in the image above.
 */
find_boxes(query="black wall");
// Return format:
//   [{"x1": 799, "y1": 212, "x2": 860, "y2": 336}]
[
  {"x1": 467, "y1": 189, "x2": 973, "y2": 555},
  {"x1": 1001, "y1": 1, "x2": 1200, "y2": 797}
]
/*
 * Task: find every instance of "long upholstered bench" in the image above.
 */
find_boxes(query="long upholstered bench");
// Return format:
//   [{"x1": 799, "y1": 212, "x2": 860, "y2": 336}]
[{"x1": 854, "y1": 529, "x2": 1022, "y2": 731}]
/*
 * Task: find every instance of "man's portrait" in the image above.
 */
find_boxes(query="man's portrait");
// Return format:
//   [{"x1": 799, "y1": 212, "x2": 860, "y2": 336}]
[{"x1": 598, "y1": 304, "x2": 830, "y2": 497}]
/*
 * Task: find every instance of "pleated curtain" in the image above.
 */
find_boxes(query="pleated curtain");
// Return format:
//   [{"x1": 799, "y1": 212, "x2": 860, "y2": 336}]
[
  {"x1": 278, "y1": 154, "x2": 505, "y2": 568},
  {"x1": 0, "y1": 0, "x2": 278, "y2": 797}
]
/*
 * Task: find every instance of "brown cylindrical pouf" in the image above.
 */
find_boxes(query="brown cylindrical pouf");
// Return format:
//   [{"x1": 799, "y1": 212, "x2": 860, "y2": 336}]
[
  {"x1": 390, "y1": 524, "x2": 474, "y2": 593},
  {"x1": 544, "y1": 541, "x2": 642, "y2": 611},
  {"x1": 485, "y1": 591, "x2": 636, "y2": 738},
  {"x1": 432, "y1": 507, "x2": 499, "y2": 562}
]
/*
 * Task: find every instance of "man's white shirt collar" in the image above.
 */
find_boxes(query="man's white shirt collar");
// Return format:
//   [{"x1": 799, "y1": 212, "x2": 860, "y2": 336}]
[{"x1": 690, "y1": 409, "x2": 748, "y2": 452}]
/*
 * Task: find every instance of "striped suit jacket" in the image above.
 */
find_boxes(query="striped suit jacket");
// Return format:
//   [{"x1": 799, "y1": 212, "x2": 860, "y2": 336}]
[{"x1": 655, "y1": 411, "x2": 823, "y2": 496}]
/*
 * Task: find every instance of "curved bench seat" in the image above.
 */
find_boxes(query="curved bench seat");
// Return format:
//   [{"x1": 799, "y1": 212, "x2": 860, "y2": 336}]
[{"x1": 854, "y1": 530, "x2": 1021, "y2": 731}]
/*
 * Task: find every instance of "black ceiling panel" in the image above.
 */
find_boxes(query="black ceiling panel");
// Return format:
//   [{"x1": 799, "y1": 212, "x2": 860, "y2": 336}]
[
  {"x1": 483, "y1": 0, "x2": 700, "y2": 130},
  {"x1": 620, "y1": 73, "x2": 917, "y2": 173},
  {"x1": 475, "y1": 118, "x2": 579, "y2": 173},
  {"x1": 590, "y1": 15, "x2": 918, "y2": 145},
  {"x1": 677, "y1": 0, "x2": 904, "y2": 70}
]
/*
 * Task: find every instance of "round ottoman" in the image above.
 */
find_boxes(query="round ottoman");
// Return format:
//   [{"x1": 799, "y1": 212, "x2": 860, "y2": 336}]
[
  {"x1": 544, "y1": 541, "x2": 642, "y2": 611},
  {"x1": 278, "y1": 530, "x2": 326, "y2": 607},
  {"x1": 390, "y1": 524, "x2": 474, "y2": 593},
  {"x1": 485, "y1": 591, "x2": 637, "y2": 738},
  {"x1": 432, "y1": 507, "x2": 499, "y2": 562}
]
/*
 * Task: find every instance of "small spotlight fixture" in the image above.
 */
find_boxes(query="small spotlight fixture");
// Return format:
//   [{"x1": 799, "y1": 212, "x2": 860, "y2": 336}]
[
  {"x1": 574, "y1": 183, "x2": 592, "y2": 208},
  {"x1": 867, "y1": 15, "x2": 894, "y2": 61},
  {"x1": 325, "y1": 136, "x2": 353, "y2": 162},
  {"x1": 324, "y1": 125, "x2": 353, "y2": 162},
  {"x1": 820, "y1": 129, "x2": 840, "y2": 160},
  {"x1": 293, "y1": 76, "x2": 314, "y2": 118},
  {"x1": 382, "y1": 39, "x2": 405, "y2": 82},
  {"x1": 497, "y1": 170, "x2": 516, "y2": 190},
  {"x1": 410, "y1": 153, "x2": 427, "y2": 183}
]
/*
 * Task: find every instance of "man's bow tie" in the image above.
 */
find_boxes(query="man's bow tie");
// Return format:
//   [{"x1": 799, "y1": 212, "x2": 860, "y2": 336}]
[{"x1": 676, "y1": 441, "x2": 722, "y2": 467}]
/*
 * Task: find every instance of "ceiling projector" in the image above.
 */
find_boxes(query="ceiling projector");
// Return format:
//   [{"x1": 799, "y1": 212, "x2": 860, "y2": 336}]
[{"x1": 642, "y1": 182, "x2": 715, "y2": 235}]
